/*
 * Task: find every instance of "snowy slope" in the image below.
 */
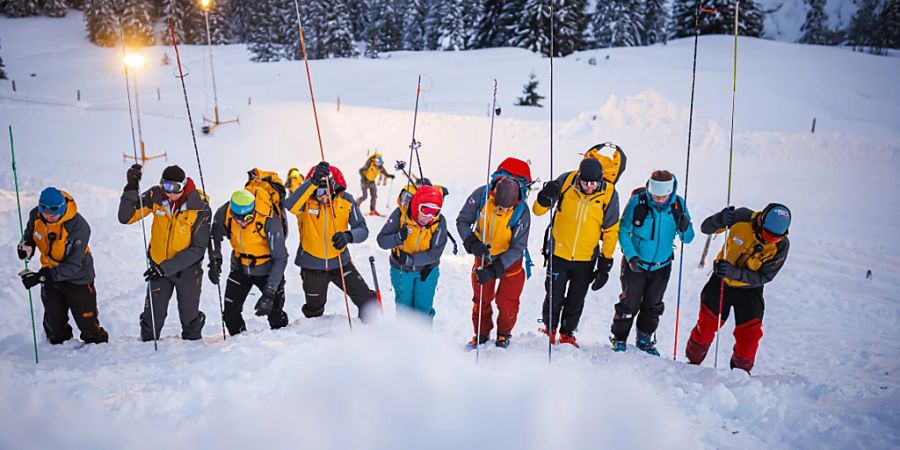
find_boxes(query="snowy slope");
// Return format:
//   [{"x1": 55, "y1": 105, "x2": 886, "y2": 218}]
[{"x1": 0, "y1": 13, "x2": 899, "y2": 450}]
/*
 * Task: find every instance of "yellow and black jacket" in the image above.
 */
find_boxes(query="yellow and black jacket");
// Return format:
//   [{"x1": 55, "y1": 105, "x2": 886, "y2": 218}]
[
  {"x1": 359, "y1": 157, "x2": 390, "y2": 183},
  {"x1": 210, "y1": 201, "x2": 288, "y2": 293},
  {"x1": 456, "y1": 185, "x2": 531, "y2": 271},
  {"x1": 702, "y1": 208, "x2": 790, "y2": 288},
  {"x1": 284, "y1": 178, "x2": 369, "y2": 270},
  {"x1": 533, "y1": 171, "x2": 620, "y2": 262},
  {"x1": 376, "y1": 205, "x2": 448, "y2": 272},
  {"x1": 24, "y1": 191, "x2": 95, "y2": 284},
  {"x1": 118, "y1": 178, "x2": 212, "y2": 276}
]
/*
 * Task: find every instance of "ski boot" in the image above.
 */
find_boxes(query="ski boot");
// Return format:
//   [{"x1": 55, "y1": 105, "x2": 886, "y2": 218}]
[
  {"x1": 495, "y1": 334, "x2": 511, "y2": 349},
  {"x1": 538, "y1": 327, "x2": 557, "y2": 344},
  {"x1": 558, "y1": 331, "x2": 580, "y2": 349},
  {"x1": 609, "y1": 336, "x2": 627, "y2": 352},
  {"x1": 368, "y1": 210, "x2": 383, "y2": 217},
  {"x1": 635, "y1": 331, "x2": 660, "y2": 356},
  {"x1": 465, "y1": 335, "x2": 490, "y2": 350}
]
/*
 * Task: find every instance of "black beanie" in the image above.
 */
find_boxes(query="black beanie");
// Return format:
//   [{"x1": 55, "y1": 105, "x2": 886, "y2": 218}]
[
  {"x1": 578, "y1": 158, "x2": 603, "y2": 182},
  {"x1": 161, "y1": 165, "x2": 186, "y2": 183}
]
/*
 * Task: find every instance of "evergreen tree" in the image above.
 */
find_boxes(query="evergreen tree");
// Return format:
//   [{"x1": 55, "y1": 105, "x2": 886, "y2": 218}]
[
  {"x1": 669, "y1": 0, "x2": 763, "y2": 38},
  {"x1": 0, "y1": 39, "x2": 6, "y2": 80},
  {"x1": 877, "y1": 0, "x2": 900, "y2": 50},
  {"x1": 475, "y1": 0, "x2": 511, "y2": 48},
  {"x1": 68, "y1": 0, "x2": 86, "y2": 10},
  {"x1": 121, "y1": 0, "x2": 155, "y2": 46},
  {"x1": 159, "y1": 0, "x2": 205, "y2": 45},
  {"x1": 247, "y1": 0, "x2": 298, "y2": 61},
  {"x1": 316, "y1": 0, "x2": 356, "y2": 58},
  {"x1": 799, "y1": 0, "x2": 838, "y2": 45},
  {"x1": 403, "y1": 0, "x2": 428, "y2": 50},
  {"x1": 642, "y1": 0, "x2": 669, "y2": 45},
  {"x1": 84, "y1": 0, "x2": 118, "y2": 47},
  {"x1": 42, "y1": 0, "x2": 67, "y2": 17},
  {"x1": 511, "y1": 0, "x2": 550, "y2": 55},
  {"x1": 592, "y1": 0, "x2": 644, "y2": 48},
  {"x1": 516, "y1": 72, "x2": 543, "y2": 107},
  {"x1": 202, "y1": 0, "x2": 232, "y2": 45},
  {"x1": 2, "y1": 0, "x2": 41, "y2": 17},
  {"x1": 422, "y1": 0, "x2": 444, "y2": 50},
  {"x1": 555, "y1": 0, "x2": 587, "y2": 55},
  {"x1": 229, "y1": 0, "x2": 252, "y2": 42},
  {"x1": 346, "y1": 0, "x2": 367, "y2": 41},
  {"x1": 497, "y1": 0, "x2": 524, "y2": 47},
  {"x1": 511, "y1": 0, "x2": 584, "y2": 56},
  {"x1": 365, "y1": 0, "x2": 403, "y2": 57},
  {"x1": 441, "y1": 0, "x2": 478, "y2": 50}
]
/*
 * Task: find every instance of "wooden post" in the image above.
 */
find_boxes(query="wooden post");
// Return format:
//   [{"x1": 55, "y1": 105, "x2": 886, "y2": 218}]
[
  {"x1": 248, "y1": 97, "x2": 252, "y2": 106},
  {"x1": 337, "y1": 96, "x2": 340, "y2": 112},
  {"x1": 11, "y1": 80, "x2": 16, "y2": 92},
  {"x1": 157, "y1": 87, "x2": 161, "y2": 101},
  {"x1": 811, "y1": 117, "x2": 816, "y2": 133},
  {"x1": 77, "y1": 89, "x2": 81, "y2": 101}
]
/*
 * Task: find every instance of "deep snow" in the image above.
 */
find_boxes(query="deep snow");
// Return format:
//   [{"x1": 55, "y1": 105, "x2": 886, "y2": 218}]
[{"x1": 0, "y1": 13, "x2": 898, "y2": 450}]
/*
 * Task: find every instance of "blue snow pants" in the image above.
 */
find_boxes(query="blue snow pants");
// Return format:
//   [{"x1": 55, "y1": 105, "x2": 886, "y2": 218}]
[{"x1": 389, "y1": 266, "x2": 439, "y2": 320}]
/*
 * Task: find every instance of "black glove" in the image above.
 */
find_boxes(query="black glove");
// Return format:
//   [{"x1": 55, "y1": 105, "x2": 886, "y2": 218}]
[
  {"x1": 20, "y1": 267, "x2": 52, "y2": 290},
  {"x1": 126, "y1": 164, "x2": 142, "y2": 191},
  {"x1": 591, "y1": 257, "x2": 613, "y2": 291},
  {"x1": 714, "y1": 260, "x2": 740, "y2": 279},
  {"x1": 474, "y1": 263, "x2": 501, "y2": 285},
  {"x1": 255, "y1": 289, "x2": 276, "y2": 316},
  {"x1": 388, "y1": 174, "x2": 396, "y2": 179},
  {"x1": 627, "y1": 256, "x2": 643, "y2": 273},
  {"x1": 672, "y1": 202, "x2": 690, "y2": 233},
  {"x1": 17, "y1": 241, "x2": 34, "y2": 260},
  {"x1": 313, "y1": 161, "x2": 331, "y2": 185},
  {"x1": 398, "y1": 225, "x2": 409, "y2": 241},
  {"x1": 143, "y1": 262, "x2": 165, "y2": 282},
  {"x1": 463, "y1": 234, "x2": 489, "y2": 257},
  {"x1": 208, "y1": 254, "x2": 222, "y2": 285},
  {"x1": 536, "y1": 180, "x2": 561, "y2": 208},
  {"x1": 331, "y1": 231, "x2": 352, "y2": 250},
  {"x1": 420, "y1": 264, "x2": 434, "y2": 282},
  {"x1": 721, "y1": 206, "x2": 736, "y2": 227}
]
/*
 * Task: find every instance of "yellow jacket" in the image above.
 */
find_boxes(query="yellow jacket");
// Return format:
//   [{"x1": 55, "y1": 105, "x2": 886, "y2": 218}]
[
  {"x1": 533, "y1": 171, "x2": 620, "y2": 262},
  {"x1": 24, "y1": 190, "x2": 95, "y2": 284},
  {"x1": 455, "y1": 185, "x2": 531, "y2": 270},
  {"x1": 703, "y1": 208, "x2": 790, "y2": 288}
]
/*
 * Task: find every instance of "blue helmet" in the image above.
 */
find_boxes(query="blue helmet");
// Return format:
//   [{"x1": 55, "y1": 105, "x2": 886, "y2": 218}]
[
  {"x1": 761, "y1": 204, "x2": 791, "y2": 235},
  {"x1": 38, "y1": 187, "x2": 67, "y2": 216}
]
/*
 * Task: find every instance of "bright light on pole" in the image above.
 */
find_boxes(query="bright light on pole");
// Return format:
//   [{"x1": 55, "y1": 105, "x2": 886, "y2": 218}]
[
  {"x1": 200, "y1": 0, "x2": 211, "y2": 10},
  {"x1": 124, "y1": 52, "x2": 145, "y2": 70}
]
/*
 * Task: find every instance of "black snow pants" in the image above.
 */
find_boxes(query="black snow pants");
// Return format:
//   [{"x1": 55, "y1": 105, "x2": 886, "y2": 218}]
[
  {"x1": 610, "y1": 259, "x2": 671, "y2": 341},
  {"x1": 300, "y1": 261, "x2": 377, "y2": 323},
  {"x1": 41, "y1": 281, "x2": 108, "y2": 345}
]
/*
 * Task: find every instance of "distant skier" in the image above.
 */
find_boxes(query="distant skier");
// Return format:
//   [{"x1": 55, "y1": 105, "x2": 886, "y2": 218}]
[
  {"x1": 18, "y1": 187, "x2": 109, "y2": 345},
  {"x1": 118, "y1": 164, "x2": 210, "y2": 341},
  {"x1": 457, "y1": 157, "x2": 532, "y2": 349},
  {"x1": 285, "y1": 161, "x2": 378, "y2": 322},
  {"x1": 209, "y1": 188, "x2": 289, "y2": 335},
  {"x1": 285, "y1": 167, "x2": 304, "y2": 194},
  {"x1": 357, "y1": 152, "x2": 395, "y2": 216},
  {"x1": 533, "y1": 156, "x2": 621, "y2": 348},
  {"x1": 685, "y1": 204, "x2": 791, "y2": 374},
  {"x1": 609, "y1": 170, "x2": 694, "y2": 355},
  {"x1": 377, "y1": 185, "x2": 448, "y2": 322}
]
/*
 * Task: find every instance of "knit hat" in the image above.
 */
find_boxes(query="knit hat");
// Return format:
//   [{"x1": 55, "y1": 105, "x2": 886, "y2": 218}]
[
  {"x1": 578, "y1": 158, "x2": 603, "y2": 182},
  {"x1": 761, "y1": 204, "x2": 791, "y2": 235},
  {"x1": 230, "y1": 189, "x2": 255, "y2": 217},
  {"x1": 492, "y1": 177, "x2": 519, "y2": 208},
  {"x1": 38, "y1": 187, "x2": 67, "y2": 215},
  {"x1": 161, "y1": 165, "x2": 186, "y2": 183}
]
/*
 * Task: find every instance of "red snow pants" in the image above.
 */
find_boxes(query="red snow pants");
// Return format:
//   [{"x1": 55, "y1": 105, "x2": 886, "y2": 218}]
[{"x1": 471, "y1": 258, "x2": 525, "y2": 337}]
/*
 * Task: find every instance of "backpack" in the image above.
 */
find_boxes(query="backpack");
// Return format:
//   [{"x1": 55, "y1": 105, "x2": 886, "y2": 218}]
[
  {"x1": 629, "y1": 187, "x2": 686, "y2": 240},
  {"x1": 245, "y1": 168, "x2": 288, "y2": 235}
]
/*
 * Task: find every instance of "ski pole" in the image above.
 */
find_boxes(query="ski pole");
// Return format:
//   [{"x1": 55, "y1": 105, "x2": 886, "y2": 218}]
[
  {"x1": 168, "y1": 20, "x2": 227, "y2": 340},
  {"x1": 714, "y1": 0, "x2": 741, "y2": 369},
  {"x1": 547, "y1": 0, "x2": 556, "y2": 364},
  {"x1": 119, "y1": 21, "x2": 160, "y2": 350},
  {"x1": 474, "y1": 80, "x2": 499, "y2": 365},
  {"x1": 368, "y1": 256, "x2": 383, "y2": 313},
  {"x1": 385, "y1": 177, "x2": 394, "y2": 209},
  {"x1": 9, "y1": 126, "x2": 39, "y2": 364},
  {"x1": 293, "y1": 0, "x2": 354, "y2": 331}
]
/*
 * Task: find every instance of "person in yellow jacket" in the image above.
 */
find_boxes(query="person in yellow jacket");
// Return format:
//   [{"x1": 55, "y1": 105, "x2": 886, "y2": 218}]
[
  {"x1": 357, "y1": 153, "x2": 394, "y2": 215},
  {"x1": 118, "y1": 164, "x2": 211, "y2": 341},
  {"x1": 18, "y1": 187, "x2": 108, "y2": 345},
  {"x1": 532, "y1": 158, "x2": 621, "y2": 348},
  {"x1": 285, "y1": 167, "x2": 304, "y2": 194},
  {"x1": 285, "y1": 161, "x2": 378, "y2": 322},
  {"x1": 685, "y1": 204, "x2": 791, "y2": 374}
]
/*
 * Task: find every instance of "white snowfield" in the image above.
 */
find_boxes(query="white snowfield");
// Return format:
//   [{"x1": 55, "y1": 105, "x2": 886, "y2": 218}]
[{"x1": 1, "y1": 13, "x2": 898, "y2": 450}]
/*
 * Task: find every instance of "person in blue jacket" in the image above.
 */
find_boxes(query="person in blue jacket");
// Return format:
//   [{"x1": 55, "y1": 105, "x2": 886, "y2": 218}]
[{"x1": 609, "y1": 170, "x2": 694, "y2": 355}]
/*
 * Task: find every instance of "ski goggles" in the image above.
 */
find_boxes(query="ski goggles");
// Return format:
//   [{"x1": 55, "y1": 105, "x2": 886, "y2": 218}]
[
  {"x1": 759, "y1": 228, "x2": 784, "y2": 244},
  {"x1": 418, "y1": 203, "x2": 441, "y2": 219},
  {"x1": 233, "y1": 210, "x2": 255, "y2": 224},
  {"x1": 160, "y1": 180, "x2": 185, "y2": 194},
  {"x1": 579, "y1": 179, "x2": 600, "y2": 190},
  {"x1": 315, "y1": 186, "x2": 331, "y2": 198},
  {"x1": 38, "y1": 202, "x2": 65, "y2": 214}
]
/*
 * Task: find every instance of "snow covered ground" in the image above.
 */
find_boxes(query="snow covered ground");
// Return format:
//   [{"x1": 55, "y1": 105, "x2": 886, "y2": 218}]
[{"x1": 1, "y1": 13, "x2": 898, "y2": 449}]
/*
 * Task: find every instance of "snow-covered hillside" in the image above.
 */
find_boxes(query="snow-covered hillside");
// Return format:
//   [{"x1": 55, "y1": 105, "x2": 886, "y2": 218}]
[{"x1": 0, "y1": 13, "x2": 898, "y2": 450}]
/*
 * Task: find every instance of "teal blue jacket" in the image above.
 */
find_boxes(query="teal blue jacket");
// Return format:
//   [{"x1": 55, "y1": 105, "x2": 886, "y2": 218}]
[{"x1": 618, "y1": 177, "x2": 694, "y2": 271}]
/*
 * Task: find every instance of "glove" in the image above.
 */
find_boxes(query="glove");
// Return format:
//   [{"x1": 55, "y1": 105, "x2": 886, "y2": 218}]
[
  {"x1": 628, "y1": 256, "x2": 643, "y2": 273},
  {"x1": 143, "y1": 263, "x2": 165, "y2": 282},
  {"x1": 17, "y1": 241, "x2": 34, "y2": 260},
  {"x1": 331, "y1": 231, "x2": 352, "y2": 250},
  {"x1": 591, "y1": 257, "x2": 614, "y2": 291},
  {"x1": 474, "y1": 263, "x2": 501, "y2": 285},
  {"x1": 20, "y1": 267, "x2": 51, "y2": 290},
  {"x1": 255, "y1": 289, "x2": 276, "y2": 316},
  {"x1": 313, "y1": 161, "x2": 331, "y2": 185},
  {"x1": 536, "y1": 180, "x2": 561, "y2": 208},
  {"x1": 126, "y1": 164, "x2": 142, "y2": 191},
  {"x1": 714, "y1": 260, "x2": 740, "y2": 279},
  {"x1": 463, "y1": 234, "x2": 489, "y2": 257},
  {"x1": 207, "y1": 254, "x2": 222, "y2": 285},
  {"x1": 388, "y1": 174, "x2": 396, "y2": 179},
  {"x1": 398, "y1": 225, "x2": 409, "y2": 241},
  {"x1": 420, "y1": 264, "x2": 434, "y2": 282},
  {"x1": 721, "y1": 206, "x2": 736, "y2": 227}
]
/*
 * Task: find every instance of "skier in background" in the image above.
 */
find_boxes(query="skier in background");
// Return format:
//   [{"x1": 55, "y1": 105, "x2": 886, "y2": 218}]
[
  {"x1": 285, "y1": 167, "x2": 304, "y2": 194},
  {"x1": 357, "y1": 152, "x2": 394, "y2": 216}
]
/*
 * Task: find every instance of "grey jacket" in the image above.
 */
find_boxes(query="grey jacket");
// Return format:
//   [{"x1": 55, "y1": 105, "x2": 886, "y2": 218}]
[
  {"x1": 456, "y1": 185, "x2": 531, "y2": 271},
  {"x1": 701, "y1": 208, "x2": 790, "y2": 288},
  {"x1": 377, "y1": 207, "x2": 448, "y2": 272},
  {"x1": 210, "y1": 203, "x2": 288, "y2": 293},
  {"x1": 24, "y1": 207, "x2": 95, "y2": 285}
]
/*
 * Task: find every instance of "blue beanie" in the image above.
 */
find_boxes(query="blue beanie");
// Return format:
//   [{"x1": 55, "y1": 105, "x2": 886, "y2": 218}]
[
  {"x1": 39, "y1": 187, "x2": 67, "y2": 215},
  {"x1": 762, "y1": 204, "x2": 791, "y2": 235}
]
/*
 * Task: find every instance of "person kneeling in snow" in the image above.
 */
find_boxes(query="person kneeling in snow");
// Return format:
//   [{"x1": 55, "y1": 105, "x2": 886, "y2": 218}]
[
  {"x1": 685, "y1": 204, "x2": 791, "y2": 374},
  {"x1": 610, "y1": 170, "x2": 694, "y2": 355},
  {"x1": 209, "y1": 189, "x2": 289, "y2": 335},
  {"x1": 118, "y1": 164, "x2": 210, "y2": 341},
  {"x1": 18, "y1": 187, "x2": 109, "y2": 345},
  {"x1": 285, "y1": 162, "x2": 378, "y2": 323},
  {"x1": 377, "y1": 185, "x2": 448, "y2": 322}
]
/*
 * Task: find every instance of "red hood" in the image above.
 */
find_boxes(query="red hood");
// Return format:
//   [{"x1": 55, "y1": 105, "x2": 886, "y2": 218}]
[{"x1": 172, "y1": 177, "x2": 196, "y2": 210}]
